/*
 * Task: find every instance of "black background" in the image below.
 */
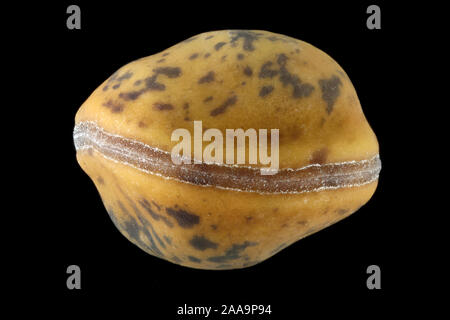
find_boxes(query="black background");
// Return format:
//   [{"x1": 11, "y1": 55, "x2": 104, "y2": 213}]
[{"x1": 12, "y1": 0, "x2": 432, "y2": 317}]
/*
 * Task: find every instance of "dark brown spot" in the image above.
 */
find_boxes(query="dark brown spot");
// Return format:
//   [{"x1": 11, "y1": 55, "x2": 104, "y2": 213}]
[
  {"x1": 214, "y1": 42, "x2": 226, "y2": 51},
  {"x1": 204, "y1": 53, "x2": 211, "y2": 58},
  {"x1": 204, "y1": 96, "x2": 213, "y2": 103},
  {"x1": 243, "y1": 66, "x2": 253, "y2": 76},
  {"x1": 134, "y1": 80, "x2": 142, "y2": 86},
  {"x1": 166, "y1": 207, "x2": 200, "y2": 228},
  {"x1": 319, "y1": 75, "x2": 342, "y2": 114},
  {"x1": 207, "y1": 241, "x2": 258, "y2": 263},
  {"x1": 310, "y1": 148, "x2": 328, "y2": 164},
  {"x1": 241, "y1": 81, "x2": 246, "y2": 85},
  {"x1": 139, "y1": 199, "x2": 174, "y2": 228},
  {"x1": 188, "y1": 256, "x2": 202, "y2": 263},
  {"x1": 189, "y1": 235, "x2": 219, "y2": 251},
  {"x1": 189, "y1": 53, "x2": 199, "y2": 60},
  {"x1": 295, "y1": 48, "x2": 300, "y2": 53},
  {"x1": 229, "y1": 30, "x2": 262, "y2": 51},
  {"x1": 337, "y1": 209, "x2": 349, "y2": 215},
  {"x1": 151, "y1": 201, "x2": 161, "y2": 211},
  {"x1": 198, "y1": 71, "x2": 215, "y2": 84},
  {"x1": 210, "y1": 224, "x2": 218, "y2": 230},
  {"x1": 153, "y1": 103, "x2": 174, "y2": 111},
  {"x1": 221, "y1": 55, "x2": 227, "y2": 61},
  {"x1": 205, "y1": 35, "x2": 214, "y2": 40},
  {"x1": 97, "y1": 177, "x2": 104, "y2": 184},
  {"x1": 277, "y1": 54, "x2": 314, "y2": 98},
  {"x1": 102, "y1": 100, "x2": 124, "y2": 113},
  {"x1": 259, "y1": 85, "x2": 274, "y2": 97},
  {"x1": 153, "y1": 66, "x2": 181, "y2": 78},
  {"x1": 163, "y1": 235, "x2": 172, "y2": 245},
  {"x1": 297, "y1": 221, "x2": 307, "y2": 226},
  {"x1": 183, "y1": 103, "x2": 189, "y2": 110},
  {"x1": 245, "y1": 216, "x2": 253, "y2": 222},
  {"x1": 138, "y1": 121, "x2": 147, "y2": 128},
  {"x1": 157, "y1": 58, "x2": 165, "y2": 63},
  {"x1": 112, "y1": 84, "x2": 120, "y2": 89},
  {"x1": 259, "y1": 61, "x2": 279, "y2": 78},
  {"x1": 162, "y1": 52, "x2": 170, "y2": 57},
  {"x1": 237, "y1": 53, "x2": 244, "y2": 60},
  {"x1": 210, "y1": 95, "x2": 237, "y2": 116}
]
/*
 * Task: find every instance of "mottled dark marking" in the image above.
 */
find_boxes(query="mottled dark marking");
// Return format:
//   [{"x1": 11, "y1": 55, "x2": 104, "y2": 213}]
[
  {"x1": 115, "y1": 186, "x2": 166, "y2": 257},
  {"x1": 319, "y1": 75, "x2": 342, "y2": 114},
  {"x1": 139, "y1": 199, "x2": 174, "y2": 228},
  {"x1": 154, "y1": 102, "x2": 174, "y2": 111},
  {"x1": 106, "y1": 207, "x2": 121, "y2": 229},
  {"x1": 189, "y1": 235, "x2": 219, "y2": 251},
  {"x1": 237, "y1": 53, "x2": 244, "y2": 60},
  {"x1": 310, "y1": 147, "x2": 328, "y2": 164},
  {"x1": 210, "y1": 224, "x2": 218, "y2": 230},
  {"x1": 151, "y1": 201, "x2": 161, "y2": 210},
  {"x1": 198, "y1": 71, "x2": 215, "y2": 84},
  {"x1": 243, "y1": 66, "x2": 253, "y2": 76},
  {"x1": 162, "y1": 52, "x2": 170, "y2": 57},
  {"x1": 337, "y1": 209, "x2": 349, "y2": 215},
  {"x1": 138, "y1": 121, "x2": 147, "y2": 128},
  {"x1": 153, "y1": 66, "x2": 181, "y2": 78},
  {"x1": 188, "y1": 256, "x2": 202, "y2": 263},
  {"x1": 204, "y1": 53, "x2": 211, "y2": 58},
  {"x1": 163, "y1": 235, "x2": 172, "y2": 245},
  {"x1": 171, "y1": 255, "x2": 182, "y2": 263},
  {"x1": 245, "y1": 216, "x2": 253, "y2": 222},
  {"x1": 215, "y1": 264, "x2": 233, "y2": 269},
  {"x1": 204, "y1": 96, "x2": 213, "y2": 102},
  {"x1": 102, "y1": 100, "x2": 124, "y2": 113},
  {"x1": 97, "y1": 176, "x2": 104, "y2": 184},
  {"x1": 229, "y1": 30, "x2": 262, "y2": 51},
  {"x1": 295, "y1": 48, "x2": 300, "y2": 53},
  {"x1": 136, "y1": 215, "x2": 166, "y2": 252},
  {"x1": 259, "y1": 85, "x2": 274, "y2": 97},
  {"x1": 207, "y1": 241, "x2": 258, "y2": 263},
  {"x1": 119, "y1": 90, "x2": 143, "y2": 101},
  {"x1": 259, "y1": 62, "x2": 279, "y2": 78},
  {"x1": 297, "y1": 220, "x2": 307, "y2": 226},
  {"x1": 157, "y1": 58, "x2": 165, "y2": 63},
  {"x1": 205, "y1": 35, "x2": 214, "y2": 40},
  {"x1": 214, "y1": 42, "x2": 226, "y2": 51},
  {"x1": 210, "y1": 95, "x2": 237, "y2": 116},
  {"x1": 166, "y1": 207, "x2": 200, "y2": 228},
  {"x1": 103, "y1": 71, "x2": 133, "y2": 91},
  {"x1": 189, "y1": 53, "x2": 199, "y2": 60},
  {"x1": 277, "y1": 53, "x2": 314, "y2": 98},
  {"x1": 281, "y1": 223, "x2": 288, "y2": 228},
  {"x1": 117, "y1": 71, "x2": 133, "y2": 81},
  {"x1": 241, "y1": 81, "x2": 246, "y2": 86},
  {"x1": 134, "y1": 80, "x2": 142, "y2": 86},
  {"x1": 221, "y1": 55, "x2": 227, "y2": 61},
  {"x1": 120, "y1": 73, "x2": 168, "y2": 101}
]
